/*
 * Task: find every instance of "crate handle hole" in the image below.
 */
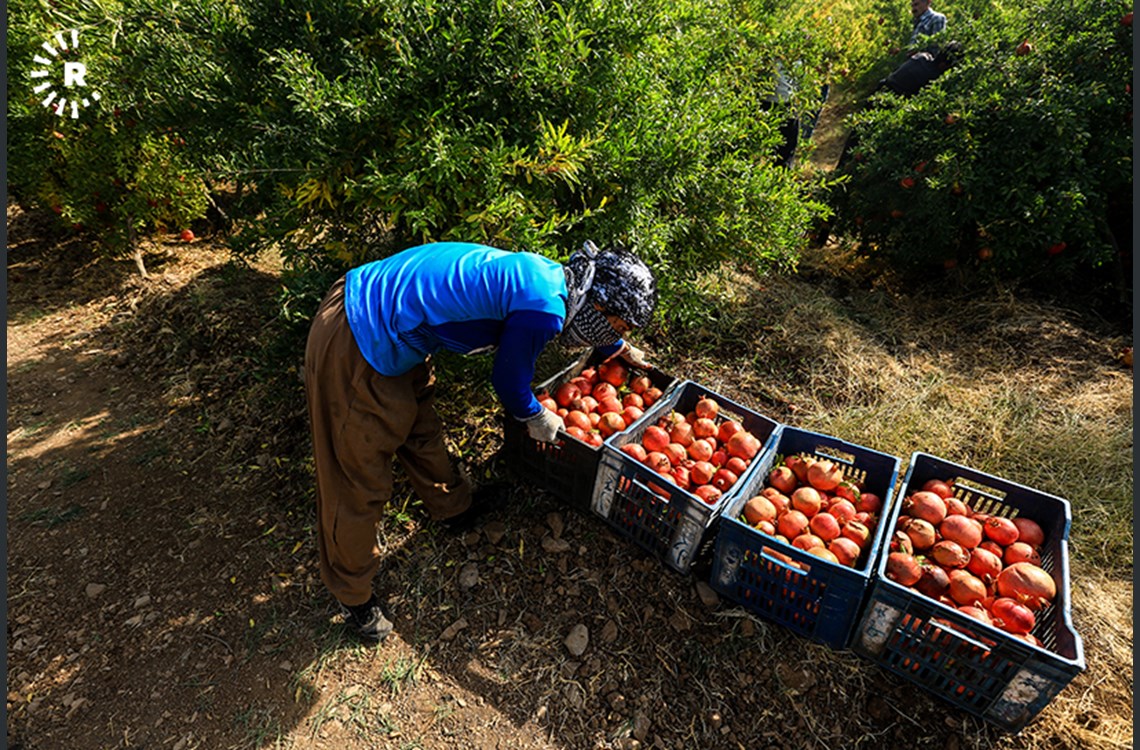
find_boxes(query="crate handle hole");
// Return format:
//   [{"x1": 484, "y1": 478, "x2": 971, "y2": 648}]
[
  {"x1": 930, "y1": 616, "x2": 996, "y2": 653},
  {"x1": 760, "y1": 546, "x2": 809, "y2": 576},
  {"x1": 951, "y1": 477, "x2": 1007, "y2": 502},
  {"x1": 814, "y1": 446, "x2": 857, "y2": 465}
]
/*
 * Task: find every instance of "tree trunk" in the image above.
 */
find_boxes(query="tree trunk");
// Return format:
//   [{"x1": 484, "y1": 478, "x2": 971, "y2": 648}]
[
  {"x1": 1101, "y1": 217, "x2": 1128, "y2": 306},
  {"x1": 128, "y1": 217, "x2": 149, "y2": 278}
]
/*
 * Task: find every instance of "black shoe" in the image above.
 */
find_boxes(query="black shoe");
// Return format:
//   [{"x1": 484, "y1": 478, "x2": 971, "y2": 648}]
[
  {"x1": 339, "y1": 594, "x2": 394, "y2": 643},
  {"x1": 437, "y1": 483, "x2": 511, "y2": 533}
]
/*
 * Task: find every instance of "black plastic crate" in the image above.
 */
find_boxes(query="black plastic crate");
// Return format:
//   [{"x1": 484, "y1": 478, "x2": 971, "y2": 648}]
[
  {"x1": 502, "y1": 355, "x2": 676, "y2": 512},
  {"x1": 592, "y1": 381, "x2": 781, "y2": 574},
  {"x1": 852, "y1": 453, "x2": 1085, "y2": 733},
  {"x1": 709, "y1": 427, "x2": 901, "y2": 649}
]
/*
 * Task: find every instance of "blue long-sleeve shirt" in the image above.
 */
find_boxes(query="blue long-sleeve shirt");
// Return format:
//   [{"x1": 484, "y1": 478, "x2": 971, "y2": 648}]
[{"x1": 343, "y1": 242, "x2": 622, "y2": 420}]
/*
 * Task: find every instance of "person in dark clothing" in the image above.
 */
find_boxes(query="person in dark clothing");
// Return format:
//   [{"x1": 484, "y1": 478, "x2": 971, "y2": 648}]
[
  {"x1": 881, "y1": 41, "x2": 963, "y2": 97},
  {"x1": 763, "y1": 62, "x2": 831, "y2": 168}
]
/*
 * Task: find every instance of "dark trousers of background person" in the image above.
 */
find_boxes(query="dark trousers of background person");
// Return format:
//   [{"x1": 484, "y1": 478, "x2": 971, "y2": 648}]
[{"x1": 764, "y1": 84, "x2": 830, "y2": 169}]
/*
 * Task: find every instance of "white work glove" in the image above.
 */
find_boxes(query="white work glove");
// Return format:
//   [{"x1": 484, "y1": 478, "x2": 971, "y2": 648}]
[
  {"x1": 618, "y1": 342, "x2": 652, "y2": 369},
  {"x1": 524, "y1": 408, "x2": 563, "y2": 443}
]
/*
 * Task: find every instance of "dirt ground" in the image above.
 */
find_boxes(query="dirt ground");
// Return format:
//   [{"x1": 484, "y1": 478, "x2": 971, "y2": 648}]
[{"x1": 6, "y1": 191, "x2": 1133, "y2": 750}]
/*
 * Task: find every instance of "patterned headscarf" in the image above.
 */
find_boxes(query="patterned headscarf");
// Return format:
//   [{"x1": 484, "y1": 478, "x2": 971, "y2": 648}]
[{"x1": 562, "y1": 241, "x2": 657, "y2": 347}]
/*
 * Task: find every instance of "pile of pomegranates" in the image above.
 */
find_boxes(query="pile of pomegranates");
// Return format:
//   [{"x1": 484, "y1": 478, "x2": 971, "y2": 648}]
[
  {"x1": 885, "y1": 478, "x2": 1056, "y2": 646},
  {"x1": 537, "y1": 361, "x2": 664, "y2": 447},
  {"x1": 737, "y1": 453, "x2": 884, "y2": 569},
  {"x1": 614, "y1": 394, "x2": 766, "y2": 506}
]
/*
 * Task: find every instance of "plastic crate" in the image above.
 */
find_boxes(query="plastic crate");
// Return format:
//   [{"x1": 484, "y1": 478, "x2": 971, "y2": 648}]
[
  {"x1": 502, "y1": 356, "x2": 676, "y2": 512},
  {"x1": 592, "y1": 381, "x2": 781, "y2": 574},
  {"x1": 852, "y1": 452, "x2": 1086, "y2": 733},
  {"x1": 708, "y1": 427, "x2": 901, "y2": 649}
]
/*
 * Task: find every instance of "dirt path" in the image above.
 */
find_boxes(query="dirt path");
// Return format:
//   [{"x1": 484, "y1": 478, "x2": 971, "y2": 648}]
[
  {"x1": 806, "y1": 83, "x2": 856, "y2": 172},
  {"x1": 6, "y1": 214, "x2": 319, "y2": 749}
]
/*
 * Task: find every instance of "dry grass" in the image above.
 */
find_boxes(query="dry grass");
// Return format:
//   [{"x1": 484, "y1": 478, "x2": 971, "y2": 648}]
[
  {"x1": 651, "y1": 243, "x2": 1133, "y2": 748},
  {"x1": 1049, "y1": 563, "x2": 1135, "y2": 749},
  {"x1": 663, "y1": 249, "x2": 1133, "y2": 567}
]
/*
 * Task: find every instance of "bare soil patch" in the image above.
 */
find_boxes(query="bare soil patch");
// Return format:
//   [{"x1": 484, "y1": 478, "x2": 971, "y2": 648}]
[{"x1": 7, "y1": 202, "x2": 1132, "y2": 750}]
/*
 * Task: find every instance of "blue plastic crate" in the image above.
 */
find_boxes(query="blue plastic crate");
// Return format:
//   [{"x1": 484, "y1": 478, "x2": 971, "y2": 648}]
[
  {"x1": 852, "y1": 452, "x2": 1086, "y2": 733},
  {"x1": 709, "y1": 427, "x2": 901, "y2": 649},
  {"x1": 592, "y1": 381, "x2": 781, "y2": 574},
  {"x1": 503, "y1": 356, "x2": 676, "y2": 512}
]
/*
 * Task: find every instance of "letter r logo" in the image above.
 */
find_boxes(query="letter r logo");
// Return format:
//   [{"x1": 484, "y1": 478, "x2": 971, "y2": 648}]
[{"x1": 63, "y1": 62, "x2": 87, "y2": 87}]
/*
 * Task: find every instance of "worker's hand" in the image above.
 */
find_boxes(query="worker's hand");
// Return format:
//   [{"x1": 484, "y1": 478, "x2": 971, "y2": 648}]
[
  {"x1": 618, "y1": 342, "x2": 652, "y2": 369},
  {"x1": 524, "y1": 409, "x2": 563, "y2": 443}
]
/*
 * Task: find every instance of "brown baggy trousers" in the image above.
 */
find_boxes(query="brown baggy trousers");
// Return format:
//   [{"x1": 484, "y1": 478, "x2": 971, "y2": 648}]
[{"x1": 304, "y1": 277, "x2": 472, "y2": 606}]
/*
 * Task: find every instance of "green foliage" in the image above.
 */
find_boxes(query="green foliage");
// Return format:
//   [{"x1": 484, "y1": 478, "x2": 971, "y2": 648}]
[
  {"x1": 6, "y1": 0, "x2": 250, "y2": 259},
  {"x1": 828, "y1": 0, "x2": 1133, "y2": 281},
  {"x1": 777, "y1": 0, "x2": 910, "y2": 81},
  {"x1": 214, "y1": 0, "x2": 833, "y2": 330},
  {"x1": 11, "y1": 0, "x2": 990, "y2": 324}
]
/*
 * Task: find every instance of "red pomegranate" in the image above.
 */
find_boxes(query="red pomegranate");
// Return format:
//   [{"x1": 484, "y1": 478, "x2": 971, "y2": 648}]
[
  {"x1": 886, "y1": 553, "x2": 922, "y2": 587},
  {"x1": 997, "y1": 563, "x2": 1056, "y2": 610},
  {"x1": 906, "y1": 491, "x2": 948, "y2": 525},
  {"x1": 1011, "y1": 517, "x2": 1046, "y2": 547},
  {"x1": 948, "y1": 570, "x2": 986, "y2": 606},
  {"x1": 939, "y1": 515, "x2": 983, "y2": 549},
  {"x1": 990, "y1": 597, "x2": 1036, "y2": 635},
  {"x1": 1004, "y1": 541, "x2": 1042, "y2": 567}
]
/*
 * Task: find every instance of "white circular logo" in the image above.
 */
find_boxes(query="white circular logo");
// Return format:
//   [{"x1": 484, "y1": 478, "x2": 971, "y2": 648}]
[{"x1": 30, "y1": 29, "x2": 101, "y2": 119}]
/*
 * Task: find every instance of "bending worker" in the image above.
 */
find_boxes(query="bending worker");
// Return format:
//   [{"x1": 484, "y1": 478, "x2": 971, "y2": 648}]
[{"x1": 304, "y1": 240, "x2": 658, "y2": 642}]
